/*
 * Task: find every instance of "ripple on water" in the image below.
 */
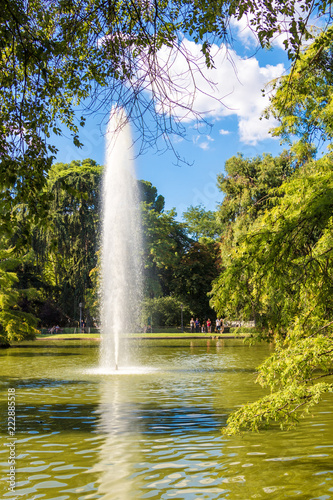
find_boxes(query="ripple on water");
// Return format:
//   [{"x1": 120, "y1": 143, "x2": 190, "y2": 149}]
[{"x1": 85, "y1": 365, "x2": 160, "y2": 376}]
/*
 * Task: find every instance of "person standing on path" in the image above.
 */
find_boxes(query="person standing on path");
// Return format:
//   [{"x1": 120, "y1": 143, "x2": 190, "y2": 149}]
[{"x1": 190, "y1": 318, "x2": 195, "y2": 333}]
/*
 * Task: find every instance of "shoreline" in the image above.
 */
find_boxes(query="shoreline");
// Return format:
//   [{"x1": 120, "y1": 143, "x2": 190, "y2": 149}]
[
  {"x1": 35, "y1": 335, "x2": 246, "y2": 341},
  {"x1": 5, "y1": 334, "x2": 250, "y2": 348}
]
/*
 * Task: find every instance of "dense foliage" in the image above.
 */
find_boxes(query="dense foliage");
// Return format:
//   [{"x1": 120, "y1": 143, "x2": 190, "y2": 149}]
[
  {"x1": 0, "y1": 242, "x2": 39, "y2": 345},
  {"x1": 267, "y1": 26, "x2": 333, "y2": 149},
  {"x1": 211, "y1": 32, "x2": 333, "y2": 434},
  {"x1": 36, "y1": 159, "x2": 102, "y2": 323},
  {"x1": 215, "y1": 156, "x2": 333, "y2": 434},
  {"x1": 141, "y1": 296, "x2": 192, "y2": 328},
  {"x1": 211, "y1": 151, "x2": 295, "y2": 322}
]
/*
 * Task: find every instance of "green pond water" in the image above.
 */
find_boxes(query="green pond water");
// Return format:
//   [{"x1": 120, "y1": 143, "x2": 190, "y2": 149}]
[{"x1": 0, "y1": 339, "x2": 333, "y2": 499}]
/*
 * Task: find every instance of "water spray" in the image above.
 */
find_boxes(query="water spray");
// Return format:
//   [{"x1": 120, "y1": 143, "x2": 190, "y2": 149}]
[{"x1": 99, "y1": 106, "x2": 142, "y2": 373}]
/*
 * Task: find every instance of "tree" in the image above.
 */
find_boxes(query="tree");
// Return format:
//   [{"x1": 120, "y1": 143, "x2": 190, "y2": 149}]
[
  {"x1": 141, "y1": 202, "x2": 190, "y2": 298},
  {"x1": 171, "y1": 239, "x2": 220, "y2": 320},
  {"x1": 210, "y1": 152, "x2": 294, "y2": 322},
  {"x1": 182, "y1": 205, "x2": 220, "y2": 241},
  {"x1": 139, "y1": 180, "x2": 165, "y2": 213},
  {"x1": 215, "y1": 154, "x2": 333, "y2": 434},
  {"x1": 140, "y1": 194, "x2": 221, "y2": 319},
  {"x1": 34, "y1": 159, "x2": 102, "y2": 324},
  {"x1": 216, "y1": 152, "x2": 294, "y2": 224},
  {"x1": 0, "y1": 240, "x2": 39, "y2": 346},
  {"x1": 141, "y1": 295, "x2": 192, "y2": 328},
  {"x1": 209, "y1": 32, "x2": 333, "y2": 432}
]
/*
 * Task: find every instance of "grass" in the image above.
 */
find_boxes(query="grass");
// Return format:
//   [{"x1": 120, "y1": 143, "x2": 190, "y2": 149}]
[
  {"x1": 9, "y1": 331, "x2": 253, "y2": 348},
  {"x1": 37, "y1": 333, "x2": 100, "y2": 339},
  {"x1": 36, "y1": 331, "x2": 250, "y2": 340}
]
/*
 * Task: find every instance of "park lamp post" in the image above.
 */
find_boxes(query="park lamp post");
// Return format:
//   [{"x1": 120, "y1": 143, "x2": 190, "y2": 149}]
[
  {"x1": 181, "y1": 303, "x2": 184, "y2": 333},
  {"x1": 79, "y1": 302, "x2": 83, "y2": 332}
]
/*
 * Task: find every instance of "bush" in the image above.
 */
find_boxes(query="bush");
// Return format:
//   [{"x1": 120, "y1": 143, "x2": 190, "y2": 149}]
[{"x1": 141, "y1": 296, "x2": 193, "y2": 327}]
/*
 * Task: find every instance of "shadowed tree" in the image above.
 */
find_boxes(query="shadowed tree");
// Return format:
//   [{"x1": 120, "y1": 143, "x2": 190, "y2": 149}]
[
  {"x1": 33, "y1": 159, "x2": 102, "y2": 323},
  {"x1": 171, "y1": 239, "x2": 221, "y2": 320}
]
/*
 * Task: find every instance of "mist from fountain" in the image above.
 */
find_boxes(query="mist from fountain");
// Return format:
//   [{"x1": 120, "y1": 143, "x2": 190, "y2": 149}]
[{"x1": 99, "y1": 107, "x2": 142, "y2": 373}]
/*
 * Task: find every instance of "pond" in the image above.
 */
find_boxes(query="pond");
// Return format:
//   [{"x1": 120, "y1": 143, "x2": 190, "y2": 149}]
[{"x1": 1, "y1": 339, "x2": 333, "y2": 499}]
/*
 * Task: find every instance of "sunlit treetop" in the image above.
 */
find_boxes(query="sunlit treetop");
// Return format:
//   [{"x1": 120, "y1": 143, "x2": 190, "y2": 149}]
[{"x1": 266, "y1": 25, "x2": 333, "y2": 153}]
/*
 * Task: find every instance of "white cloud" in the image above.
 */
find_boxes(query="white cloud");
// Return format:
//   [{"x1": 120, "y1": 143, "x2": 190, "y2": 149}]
[
  {"x1": 140, "y1": 39, "x2": 285, "y2": 144},
  {"x1": 229, "y1": 16, "x2": 259, "y2": 49},
  {"x1": 239, "y1": 116, "x2": 275, "y2": 145},
  {"x1": 192, "y1": 133, "x2": 214, "y2": 150},
  {"x1": 219, "y1": 129, "x2": 230, "y2": 136},
  {"x1": 170, "y1": 134, "x2": 185, "y2": 145}
]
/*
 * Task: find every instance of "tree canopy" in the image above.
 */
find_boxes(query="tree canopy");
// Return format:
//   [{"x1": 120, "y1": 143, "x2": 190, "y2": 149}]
[
  {"x1": 210, "y1": 31, "x2": 333, "y2": 433},
  {"x1": 0, "y1": 158, "x2": 223, "y2": 343},
  {"x1": 41, "y1": 159, "x2": 102, "y2": 322},
  {"x1": 182, "y1": 205, "x2": 220, "y2": 241},
  {"x1": 1, "y1": 0, "x2": 332, "y2": 217},
  {"x1": 0, "y1": 241, "x2": 39, "y2": 345}
]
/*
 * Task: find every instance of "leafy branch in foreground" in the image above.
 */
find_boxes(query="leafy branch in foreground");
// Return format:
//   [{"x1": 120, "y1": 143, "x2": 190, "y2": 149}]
[
  {"x1": 266, "y1": 26, "x2": 333, "y2": 150},
  {"x1": 223, "y1": 381, "x2": 333, "y2": 435},
  {"x1": 1, "y1": 0, "x2": 332, "y2": 221},
  {"x1": 224, "y1": 335, "x2": 333, "y2": 434},
  {"x1": 213, "y1": 149, "x2": 333, "y2": 432},
  {"x1": 0, "y1": 245, "x2": 39, "y2": 345}
]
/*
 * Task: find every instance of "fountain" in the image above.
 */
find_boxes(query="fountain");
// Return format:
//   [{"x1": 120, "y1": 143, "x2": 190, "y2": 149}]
[{"x1": 99, "y1": 107, "x2": 142, "y2": 372}]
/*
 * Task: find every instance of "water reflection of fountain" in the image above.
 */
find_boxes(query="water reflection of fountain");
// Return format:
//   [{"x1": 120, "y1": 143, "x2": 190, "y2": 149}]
[
  {"x1": 92, "y1": 378, "x2": 145, "y2": 499},
  {"x1": 99, "y1": 107, "x2": 142, "y2": 372},
  {"x1": 90, "y1": 358, "x2": 230, "y2": 499}
]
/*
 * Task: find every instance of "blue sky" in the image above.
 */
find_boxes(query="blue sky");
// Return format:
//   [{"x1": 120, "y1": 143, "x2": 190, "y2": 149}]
[{"x1": 53, "y1": 21, "x2": 291, "y2": 218}]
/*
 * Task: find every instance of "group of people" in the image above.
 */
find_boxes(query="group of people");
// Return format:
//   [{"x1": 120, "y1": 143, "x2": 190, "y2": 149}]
[{"x1": 190, "y1": 317, "x2": 224, "y2": 334}]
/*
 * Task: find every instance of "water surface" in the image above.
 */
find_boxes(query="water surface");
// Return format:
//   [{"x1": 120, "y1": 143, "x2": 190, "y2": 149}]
[{"x1": 1, "y1": 340, "x2": 332, "y2": 499}]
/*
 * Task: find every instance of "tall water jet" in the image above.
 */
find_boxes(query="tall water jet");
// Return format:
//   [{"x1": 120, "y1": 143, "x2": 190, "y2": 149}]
[{"x1": 100, "y1": 107, "x2": 142, "y2": 372}]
